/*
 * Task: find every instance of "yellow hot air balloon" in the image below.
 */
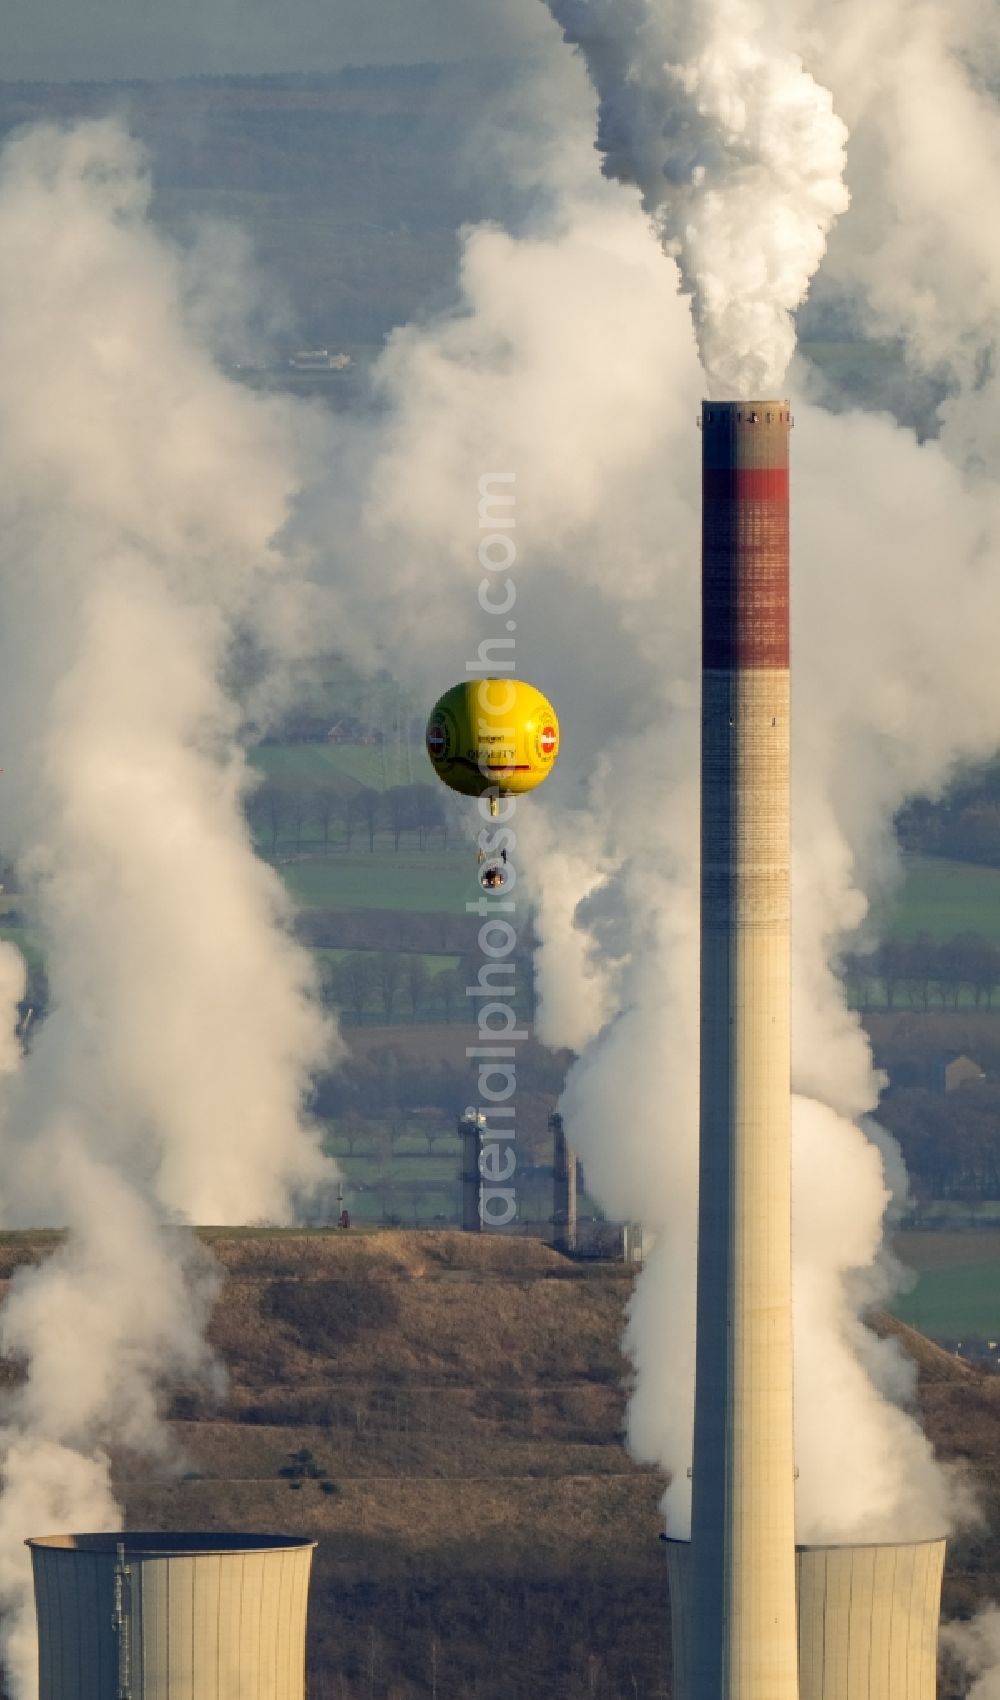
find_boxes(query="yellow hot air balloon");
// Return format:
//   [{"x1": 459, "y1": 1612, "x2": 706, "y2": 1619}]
[{"x1": 425, "y1": 679, "x2": 560, "y2": 819}]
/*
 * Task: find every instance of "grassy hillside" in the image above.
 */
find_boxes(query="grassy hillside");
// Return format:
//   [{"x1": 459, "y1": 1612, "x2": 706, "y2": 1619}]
[
  {"x1": 134, "y1": 1230, "x2": 661, "y2": 1700},
  {"x1": 0, "y1": 1230, "x2": 995, "y2": 1699},
  {"x1": 278, "y1": 850, "x2": 475, "y2": 914},
  {"x1": 893, "y1": 1231, "x2": 1000, "y2": 1340},
  {"x1": 889, "y1": 856, "x2": 1000, "y2": 941},
  {"x1": 250, "y1": 742, "x2": 432, "y2": 794}
]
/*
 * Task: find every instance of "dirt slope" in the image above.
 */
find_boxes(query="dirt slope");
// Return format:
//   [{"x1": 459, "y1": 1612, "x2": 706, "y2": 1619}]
[{"x1": 2, "y1": 1231, "x2": 998, "y2": 1699}]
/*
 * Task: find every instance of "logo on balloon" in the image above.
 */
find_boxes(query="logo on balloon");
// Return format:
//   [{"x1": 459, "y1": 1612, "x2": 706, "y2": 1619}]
[{"x1": 427, "y1": 721, "x2": 448, "y2": 760}]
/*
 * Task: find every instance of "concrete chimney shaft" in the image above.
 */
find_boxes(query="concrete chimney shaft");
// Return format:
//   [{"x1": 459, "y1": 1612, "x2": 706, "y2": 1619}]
[{"x1": 690, "y1": 401, "x2": 798, "y2": 1700}]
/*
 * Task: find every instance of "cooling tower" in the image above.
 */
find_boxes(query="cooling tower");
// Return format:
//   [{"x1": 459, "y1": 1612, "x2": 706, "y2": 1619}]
[
  {"x1": 665, "y1": 1537, "x2": 946, "y2": 1700},
  {"x1": 691, "y1": 401, "x2": 797, "y2": 1700},
  {"x1": 28, "y1": 1531, "x2": 315, "y2": 1700}
]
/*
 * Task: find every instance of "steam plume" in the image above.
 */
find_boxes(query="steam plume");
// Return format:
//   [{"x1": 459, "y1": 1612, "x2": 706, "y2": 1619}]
[
  {"x1": 0, "y1": 8, "x2": 998, "y2": 1685},
  {"x1": 0, "y1": 120, "x2": 338, "y2": 1693},
  {"x1": 542, "y1": 0, "x2": 849, "y2": 394},
  {"x1": 300, "y1": 60, "x2": 1000, "y2": 1550}
]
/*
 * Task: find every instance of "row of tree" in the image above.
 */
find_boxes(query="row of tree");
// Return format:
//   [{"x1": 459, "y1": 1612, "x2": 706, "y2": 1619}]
[
  {"x1": 320, "y1": 950, "x2": 536, "y2": 1025},
  {"x1": 312, "y1": 1042, "x2": 570, "y2": 1167},
  {"x1": 843, "y1": 933, "x2": 1000, "y2": 1010},
  {"x1": 247, "y1": 781, "x2": 451, "y2": 855},
  {"x1": 880, "y1": 1083, "x2": 1000, "y2": 1202},
  {"x1": 897, "y1": 774, "x2": 1000, "y2": 867}
]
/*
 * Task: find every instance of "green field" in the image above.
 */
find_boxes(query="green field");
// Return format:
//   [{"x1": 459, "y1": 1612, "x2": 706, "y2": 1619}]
[
  {"x1": 275, "y1": 848, "x2": 476, "y2": 912},
  {"x1": 891, "y1": 1232, "x2": 1000, "y2": 1339},
  {"x1": 887, "y1": 855, "x2": 1000, "y2": 940},
  {"x1": 313, "y1": 947, "x2": 459, "y2": 974},
  {"x1": 250, "y1": 741, "x2": 434, "y2": 793},
  {"x1": 891, "y1": 1260, "x2": 1000, "y2": 1339},
  {"x1": 276, "y1": 845, "x2": 1000, "y2": 928}
]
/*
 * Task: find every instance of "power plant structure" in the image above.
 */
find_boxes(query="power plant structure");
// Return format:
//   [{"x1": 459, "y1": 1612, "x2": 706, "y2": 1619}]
[
  {"x1": 25, "y1": 406, "x2": 950, "y2": 1700},
  {"x1": 459, "y1": 1106, "x2": 486, "y2": 1231},
  {"x1": 550, "y1": 1111, "x2": 578, "y2": 1253},
  {"x1": 28, "y1": 1531, "x2": 315, "y2": 1700},
  {"x1": 666, "y1": 401, "x2": 946, "y2": 1700}
]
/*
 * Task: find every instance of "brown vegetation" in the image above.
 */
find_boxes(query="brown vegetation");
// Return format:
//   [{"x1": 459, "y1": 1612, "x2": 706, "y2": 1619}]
[
  {"x1": 147, "y1": 1236, "x2": 1000, "y2": 1695},
  {"x1": 128, "y1": 1230, "x2": 659, "y2": 1700},
  {"x1": 1, "y1": 1232, "x2": 998, "y2": 1697}
]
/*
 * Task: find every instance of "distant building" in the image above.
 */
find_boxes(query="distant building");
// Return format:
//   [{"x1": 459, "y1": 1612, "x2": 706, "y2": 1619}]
[
  {"x1": 887, "y1": 1049, "x2": 985, "y2": 1093},
  {"x1": 288, "y1": 347, "x2": 353, "y2": 370},
  {"x1": 573, "y1": 1220, "x2": 645, "y2": 1263},
  {"x1": 936, "y1": 1050, "x2": 985, "y2": 1093}
]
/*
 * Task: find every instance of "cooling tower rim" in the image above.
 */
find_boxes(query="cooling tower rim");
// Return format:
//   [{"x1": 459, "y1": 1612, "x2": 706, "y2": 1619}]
[
  {"x1": 660, "y1": 1533, "x2": 948, "y2": 1553},
  {"x1": 26, "y1": 1531, "x2": 317, "y2": 1557}
]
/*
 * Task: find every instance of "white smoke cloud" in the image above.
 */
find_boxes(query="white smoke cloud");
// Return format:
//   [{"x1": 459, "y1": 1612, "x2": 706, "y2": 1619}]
[
  {"x1": 0, "y1": 948, "x2": 27, "y2": 1079},
  {"x1": 0, "y1": 1442, "x2": 118, "y2": 1693},
  {"x1": 291, "y1": 67, "x2": 1000, "y2": 1550},
  {"x1": 787, "y1": 0, "x2": 1000, "y2": 457},
  {"x1": 944, "y1": 1607, "x2": 1000, "y2": 1700},
  {"x1": 542, "y1": 391, "x2": 1000, "y2": 1542},
  {"x1": 0, "y1": 1157, "x2": 222, "y2": 1696},
  {"x1": 0, "y1": 3, "x2": 997, "y2": 1682},
  {"x1": 0, "y1": 120, "x2": 338, "y2": 1224},
  {"x1": 0, "y1": 119, "x2": 340, "y2": 1694},
  {"x1": 542, "y1": 0, "x2": 849, "y2": 394}
]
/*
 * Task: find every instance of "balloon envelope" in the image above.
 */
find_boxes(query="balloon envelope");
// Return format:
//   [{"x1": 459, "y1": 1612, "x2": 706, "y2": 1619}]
[{"x1": 425, "y1": 679, "x2": 560, "y2": 801}]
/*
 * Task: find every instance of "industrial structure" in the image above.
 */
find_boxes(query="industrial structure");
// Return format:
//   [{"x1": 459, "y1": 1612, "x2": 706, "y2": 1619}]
[
  {"x1": 666, "y1": 1536, "x2": 947, "y2": 1700},
  {"x1": 671, "y1": 402, "x2": 946, "y2": 1700},
  {"x1": 28, "y1": 1531, "x2": 315, "y2": 1700},
  {"x1": 691, "y1": 399, "x2": 798, "y2": 1700},
  {"x1": 549, "y1": 1111, "x2": 578, "y2": 1253},
  {"x1": 459, "y1": 1107, "x2": 485, "y2": 1232}
]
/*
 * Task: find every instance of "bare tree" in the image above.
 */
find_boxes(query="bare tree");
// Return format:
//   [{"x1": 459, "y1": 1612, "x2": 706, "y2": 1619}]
[
  {"x1": 337, "y1": 1107, "x2": 367, "y2": 1158},
  {"x1": 287, "y1": 784, "x2": 311, "y2": 854},
  {"x1": 310, "y1": 786, "x2": 341, "y2": 851},
  {"x1": 374, "y1": 951, "x2": 404, "y2": 1021},
  {"x1": 431, "y1": 967, "x2": 466, "y2": 1024},
  {"x1": 402, "y1": 954, "x2": 429, "y2": 1020},
  {"x1": 331, "y1": 953, "x2": 377, "y2": 1020},
  {"x1": 386, "y1": 785, "x2": 417, "y2": 852},
  {"x1": 249, "y1": 781, "x2": 286, "y2": 855},
  {"x1": 350, "y1": 787, "x2": 382, "y2": 853},
  {"x1": 414, "y1": 785, "x2": 444, "y2": 850},
  {"x1": 408, "y1": 1187, "x2": 430, "y2": 1226}
]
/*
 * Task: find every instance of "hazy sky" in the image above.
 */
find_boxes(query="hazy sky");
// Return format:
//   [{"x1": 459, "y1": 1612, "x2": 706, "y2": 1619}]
[{"x1": 4, "y1": 0, "x2": 556, "y2": 81}]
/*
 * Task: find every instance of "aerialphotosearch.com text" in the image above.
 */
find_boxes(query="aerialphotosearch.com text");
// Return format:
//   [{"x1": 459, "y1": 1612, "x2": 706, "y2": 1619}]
[{"x1": 465, "y1": 470, "x2": 523, "y2": 1228}]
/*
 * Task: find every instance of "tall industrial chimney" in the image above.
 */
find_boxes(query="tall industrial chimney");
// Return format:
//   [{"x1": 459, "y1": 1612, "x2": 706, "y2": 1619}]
[
  {"x1": 690, "y1": 401, "x2": 798, "y2": 1700},
  {"x1": 669, "y1": 401, "x2": 947, "y2": 1700}
]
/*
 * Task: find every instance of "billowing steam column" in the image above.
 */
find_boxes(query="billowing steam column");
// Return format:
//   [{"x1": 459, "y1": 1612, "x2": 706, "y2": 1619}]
[
  {"x1": 691, "y1": 401, "x2": 798, "y2": 1700},
  {"x1": 677, "y1": 405, "x2": 947, "y2": 1700}
]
